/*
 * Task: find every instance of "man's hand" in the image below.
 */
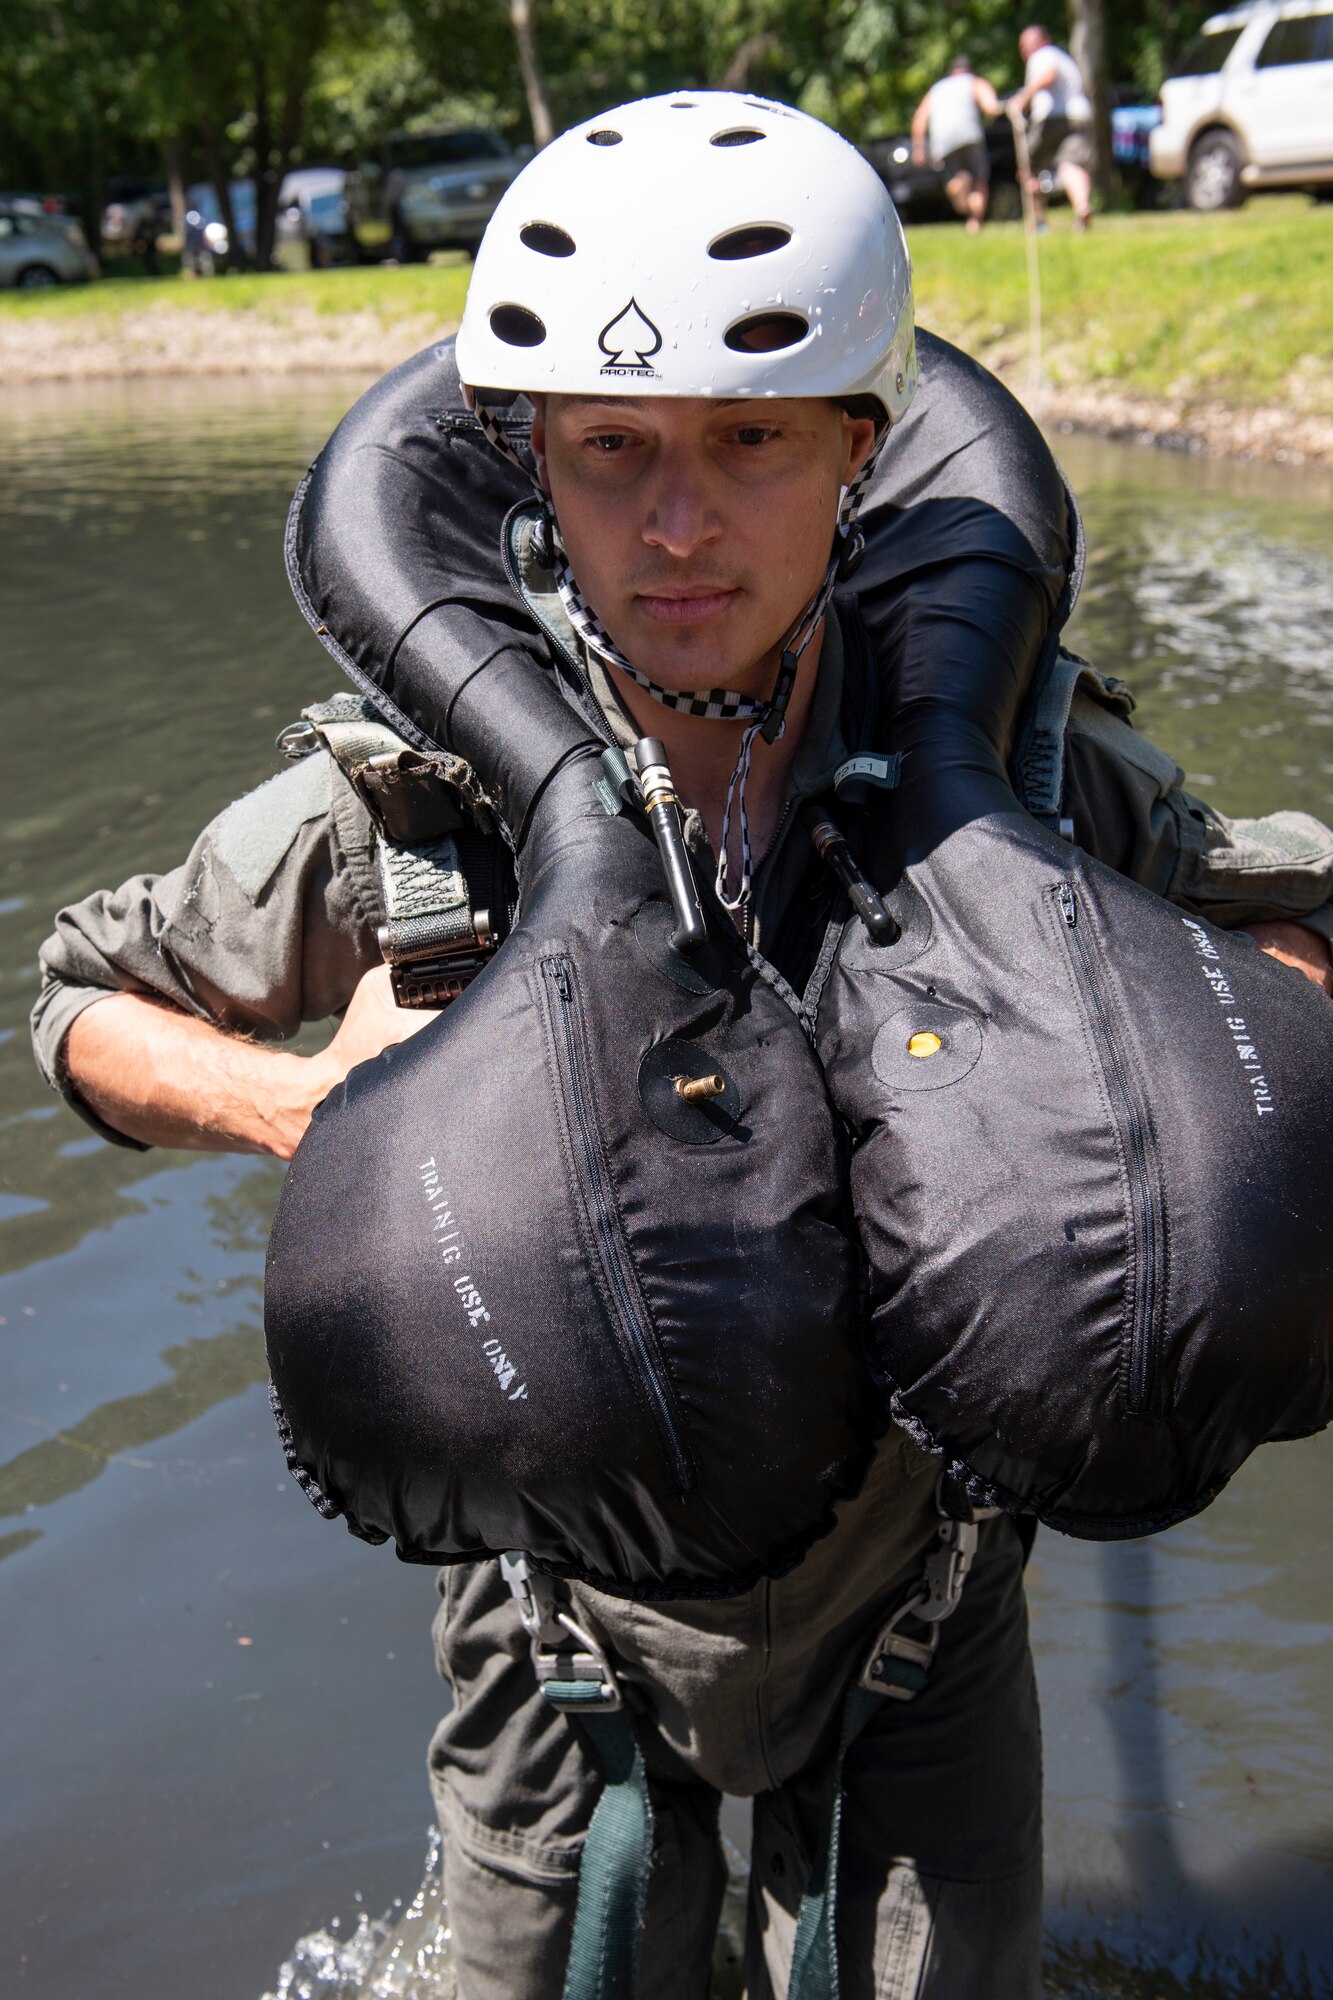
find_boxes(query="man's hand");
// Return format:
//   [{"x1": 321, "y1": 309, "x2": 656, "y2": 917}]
[
  {"x1": 311, "y1": 965, "x2": 439, "y2": 1083},
  {"x1": 1244, "y1": 920, "x2": 1333, "y2": 998},
  {"x1": 63, "y1": 964, "x2": 440, "y2": 1162},
  {"x1": 911, "y1": 137, "x2": 927, "y2": 166}
]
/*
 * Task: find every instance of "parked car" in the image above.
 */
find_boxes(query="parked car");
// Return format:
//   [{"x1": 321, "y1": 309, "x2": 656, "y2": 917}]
[
  {"x1": 0, "y1": 189, "x2": 74, "y2": 219},
  {"x1": 0, "y1": 206, "x2": 98, "y2": 289},
  {"x1": 182, "y1": 180, "x2": 258, "y2": 273},
  {"x1": 346, "y1": 127, "x2": 521, "y2": 262},
  {"x1": 861, "y1": 123, "x2": 1023, "y2": 223},
  {"x1": 275, "y1": 167, "x2": 356, "y2": 268},
  {"x1": 1109, "y1": 87, "x2": 1166, "y2": 205},
  {"x1": 1150, "y1": 2, "x2": 1333, "y2": 209},
  {"x1": 101, "y1": 178, "x2": 172, "y2": 250}
]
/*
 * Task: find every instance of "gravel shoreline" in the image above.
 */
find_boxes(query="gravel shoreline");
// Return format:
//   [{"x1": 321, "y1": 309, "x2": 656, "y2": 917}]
[{"x1": 4, "y1": 300, "x2": 1331, "y2": 466}]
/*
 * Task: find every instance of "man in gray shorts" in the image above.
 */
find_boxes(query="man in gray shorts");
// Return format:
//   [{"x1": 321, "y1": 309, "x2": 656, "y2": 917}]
[
  {"x1": 1008, "y1": 24, "x2": 1095, "y2": 230},
  {"x1": 911, "y1": 57, "x2": 1001, "y2": 234}
]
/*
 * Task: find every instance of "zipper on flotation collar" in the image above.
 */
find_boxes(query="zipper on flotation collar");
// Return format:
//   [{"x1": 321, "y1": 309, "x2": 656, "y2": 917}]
[
  {"x1": 1053, "y1": 881, "x2": 1166, "y2": 1417},
  {"x1": 539, "y1": 952, "x2": 696, "y2": 1494}
]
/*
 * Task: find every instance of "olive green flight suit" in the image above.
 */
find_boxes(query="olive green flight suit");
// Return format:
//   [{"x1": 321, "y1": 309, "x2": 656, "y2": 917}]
[{"x1": 30, "y1": 621, "x2": 1333, "y2": 1999}]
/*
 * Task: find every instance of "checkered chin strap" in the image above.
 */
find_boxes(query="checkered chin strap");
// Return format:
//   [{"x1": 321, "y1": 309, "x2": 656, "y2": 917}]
[{"x1": 467, "y1": 389, "x2": 886, "y2": 912}]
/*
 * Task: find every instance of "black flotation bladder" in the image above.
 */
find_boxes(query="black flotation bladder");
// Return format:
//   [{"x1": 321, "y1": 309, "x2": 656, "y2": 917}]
[
  {"x1": 266, "y1": 330, "x2": 1072, "y2": 1595},
  {"x1": 817, "y1": 566, "x2": 1333, "y2": 1536},
  {"x1": 267, "y1": 753, "x2": 866, "y2": 1597}
]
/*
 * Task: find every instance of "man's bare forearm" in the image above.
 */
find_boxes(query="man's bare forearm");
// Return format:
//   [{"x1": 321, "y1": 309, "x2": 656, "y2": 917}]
[
  {"x1": 64, "y1": 993, "x2": 330, "y2": 1159},
  {"x1": 63, "y1": 924, "x2": 1324, "y2": 1166},
  {"x1": 62, "y1": 966, "x2": 438, "y2": 1162}
]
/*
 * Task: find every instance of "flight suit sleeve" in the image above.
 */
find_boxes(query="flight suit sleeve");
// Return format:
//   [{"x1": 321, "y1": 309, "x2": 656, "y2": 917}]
[
  {"x1": 1061, "y1": 675, "x2": 1333, "y2": 947},
  {"x1": 29, "y1": 751, "x2": 385, "y2": 1146}
]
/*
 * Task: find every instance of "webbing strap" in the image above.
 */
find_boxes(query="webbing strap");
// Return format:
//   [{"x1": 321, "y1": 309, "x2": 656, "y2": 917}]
[
  {"x1": 562, "y1": 1709, "x2": 655, "y2": 2000},
  {"x1": 500, "y1": 1554, "x2": 648, "y2": 2000},
  {"x1": 1010, "y1": 647, "x2": 1085, "y2": 827},
  {"x1": 1011, "y1": 644, "x2": 1140, "y2": 836},
  {"x1": 300, "y1": 692, "x2": 413, "y2": 768},
  {"x1": 785, "y1": 1500, "x2": 991, "y2": 2000},
  {"x1": 786, "y1": 1685, "x2": 878, "y2": 2000}
]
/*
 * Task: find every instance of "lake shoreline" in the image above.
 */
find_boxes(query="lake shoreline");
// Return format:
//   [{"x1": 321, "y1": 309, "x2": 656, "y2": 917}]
[
  {"x1": 1031, "y1": 382, "x2": 1333, "y2": 468},
  {"x1": 3, "y1": 295, "x2": 1330, "y2": 467}
]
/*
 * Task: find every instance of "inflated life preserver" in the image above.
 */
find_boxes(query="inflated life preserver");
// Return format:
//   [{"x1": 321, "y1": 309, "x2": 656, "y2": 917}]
[
  {"x1": 266, "y1": 330, "x2": 1074, "y2": 1595},
  {"x1": 275, "y1": 320, "x2": 1333, "y2": 1586},
  {"x1": 816, "y1": 570, "x2": 1333, "y2": 1535}
]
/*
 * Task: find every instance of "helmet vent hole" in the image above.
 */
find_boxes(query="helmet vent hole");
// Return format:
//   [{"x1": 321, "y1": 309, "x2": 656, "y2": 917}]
[
  {"x1": 587, "y1": 129, "x2": 623, "y2": 147},
  {"x1": 724, "y1": 311, "x2": 809, "y2": 354},
  {"x1": 489, "y1": 303, "x2": 547, "y2": 348},
  {"x1": 711, "y1": 128, "x2": 765, "y2": 148},
  {"x1": 670, "y1": 100, "x2": 696, "y2": 109},
  {"x1": 709, "y1": 225, "x2": 791, "y2": 261},
  {"x1": 520, "y1": 222, "x2": 576, "y2": 258}
]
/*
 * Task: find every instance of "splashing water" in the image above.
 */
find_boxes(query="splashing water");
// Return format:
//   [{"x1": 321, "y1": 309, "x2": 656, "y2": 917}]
[
  {"x1": 261, "y1": 1831, "x2": 751, "y2": 2000},
  {"x1": 262, "y1": 1830, "x2": 457, "y2": 2000}
]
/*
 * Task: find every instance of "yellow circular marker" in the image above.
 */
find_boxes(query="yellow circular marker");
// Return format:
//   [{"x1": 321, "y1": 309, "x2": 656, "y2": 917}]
[{"x1": 907, "y1": 1031, "x2": 943, "y2": 1059}]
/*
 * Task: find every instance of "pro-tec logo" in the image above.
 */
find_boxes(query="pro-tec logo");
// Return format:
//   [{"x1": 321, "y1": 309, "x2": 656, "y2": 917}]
[{"x1": 598, "y1": 299, "x2": 663, "y2": 377}]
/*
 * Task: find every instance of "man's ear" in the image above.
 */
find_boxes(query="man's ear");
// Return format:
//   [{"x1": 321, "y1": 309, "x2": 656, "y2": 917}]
[
  {"x1": 528, "y1": 393, "x2": 551, "y2": 496},
  {"x1": 841, "y1": 411, "x2": 880, "y2": 487}
]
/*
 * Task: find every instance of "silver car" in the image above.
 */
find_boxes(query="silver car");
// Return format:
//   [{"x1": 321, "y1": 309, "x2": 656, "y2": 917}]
[{"x1": 0, "y1": 209, "x2": 98, "y2": 289}]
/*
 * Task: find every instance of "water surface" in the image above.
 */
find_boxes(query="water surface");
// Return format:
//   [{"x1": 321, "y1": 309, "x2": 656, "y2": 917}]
[{"x1": 1, "y1": 379, "x2": 1330, "y2": 1999}]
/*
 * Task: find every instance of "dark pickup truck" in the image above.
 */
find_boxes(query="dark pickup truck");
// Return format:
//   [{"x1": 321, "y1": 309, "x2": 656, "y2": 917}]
[{"x1": 861, "y1": 122, "x2": 1023, "y2": 223}]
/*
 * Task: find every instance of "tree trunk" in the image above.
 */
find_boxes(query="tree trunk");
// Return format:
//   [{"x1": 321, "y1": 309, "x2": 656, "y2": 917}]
[
  {"x1": 509, "y1": 0, "x2": 555, "y2": 149},
  {"x1": 1069, "y1": 0, "x2": 1116, "y2": 203},
  {"x1": 719, "y1": 33, "x2": 777, "y2": 92},
  {"x1": 253, "y1": 52, "x2": 278, "y2": 271},
  {"x1": 83, "y1": 119, "x2": 105, "y2": 258},
  {"x1": 201, "y1": 121, "x2": 242, "y2": 271},
  {"x1": 270, "y1": 37, "x2": 319, "y2": 267},
  {"x1": 163, "y1": 134, "x2": 186, "y2": 242}
]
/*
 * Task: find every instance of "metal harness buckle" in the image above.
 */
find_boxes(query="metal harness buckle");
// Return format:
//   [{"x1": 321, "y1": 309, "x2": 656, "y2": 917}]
[
  {"x1": 859, "y1": 1483, "x2": 1000, "y2": 1703},
  {"x1": 858, "y1": 1591, "x2": 940, "y2": 1701},
  {"x1": 499, "y1": 1552, "x2": 623, "y2": 1713},
  {"x1": 383, "y1": 913, "x2": 497, "y2": 1009}
]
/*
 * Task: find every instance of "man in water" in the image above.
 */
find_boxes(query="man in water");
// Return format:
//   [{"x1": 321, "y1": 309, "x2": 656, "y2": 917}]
[
  {"x1": 1008, "y1": 23, "x2": 1095, "y2": 230},
  {"x1": 31, "y1": 93, "x2": 1333, "y2": 2000},
  {"x1": 911, "y1": 56, "x2": 1002, "y2": 234}
]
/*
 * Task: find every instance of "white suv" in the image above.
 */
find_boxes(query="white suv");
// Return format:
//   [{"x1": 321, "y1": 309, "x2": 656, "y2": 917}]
[{"x1": 1150, "y1": 2, "x2": 1333, "y2": 208}]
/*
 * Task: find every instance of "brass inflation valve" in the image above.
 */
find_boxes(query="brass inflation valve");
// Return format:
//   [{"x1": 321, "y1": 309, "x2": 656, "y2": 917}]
[{"x1": 673, "y1": 1072, "x2": 727, "y2": 1104}]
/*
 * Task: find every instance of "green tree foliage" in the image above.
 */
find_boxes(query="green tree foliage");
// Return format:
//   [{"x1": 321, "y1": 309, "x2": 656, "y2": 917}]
[
  {"x1": 0, "y1": 0, "x2": 167, "y2": 242},
  {"x1": 0, "y1": 0, "x2": 1222, "y2": 248}
]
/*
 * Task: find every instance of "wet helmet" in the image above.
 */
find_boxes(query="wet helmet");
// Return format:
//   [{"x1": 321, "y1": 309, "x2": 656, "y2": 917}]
[{"x1": 455, "y1": 91, "x2": 917, "y2": 425}]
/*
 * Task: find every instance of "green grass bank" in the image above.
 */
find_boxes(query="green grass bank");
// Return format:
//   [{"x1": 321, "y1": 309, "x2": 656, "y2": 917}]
[{"x1": 3, "y1": 200, "x2": 1330, "y2": 458}]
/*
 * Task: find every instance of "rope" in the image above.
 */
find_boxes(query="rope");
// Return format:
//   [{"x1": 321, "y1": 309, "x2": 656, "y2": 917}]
[{"x1": 1008, "y1": 105, "x2": 1043, "y2": 404}]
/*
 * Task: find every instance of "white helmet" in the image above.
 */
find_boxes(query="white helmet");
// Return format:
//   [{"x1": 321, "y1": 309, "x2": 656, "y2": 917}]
[{"x1": 456, "y1": 91, "x2": 916, "y2": 426}]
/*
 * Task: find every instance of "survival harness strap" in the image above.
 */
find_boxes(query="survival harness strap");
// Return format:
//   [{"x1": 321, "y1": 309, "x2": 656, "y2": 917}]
[
  {"x1": 1010, "y1": 645, "x2": 1137, "y2": 838},
  {"x1": 500, "y1": 1553, "x2": 651, "y2": 2000},
  {"x1": 279, "y1": 694, "x2": 501, "y2": 1006},
  {"x1": 502, "y1": 1485, "x2": 997, "y2": 2000}
]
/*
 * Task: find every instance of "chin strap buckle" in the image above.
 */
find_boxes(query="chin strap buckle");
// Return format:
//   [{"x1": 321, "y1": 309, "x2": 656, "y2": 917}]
[{"x1": 499, "y1": 1552, "x2": 623, "y2": 1712}]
